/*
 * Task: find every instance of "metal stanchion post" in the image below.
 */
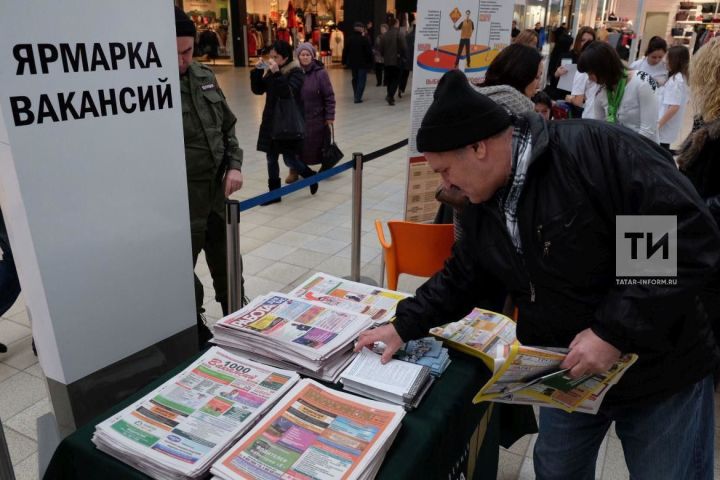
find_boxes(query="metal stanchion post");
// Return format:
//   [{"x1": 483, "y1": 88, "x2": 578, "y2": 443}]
[
  {"x1": 379, "y1": 253, "x2": 386, "y2": 288},
  {"x1": 350, "y1": 152, "x2": 363, "y2": 281},
  {"x1": 0, "y1": 419, "x2": 16, "y2": 480},
  {"x1": 346, "y1": 152, "x2": 377, "y2": 286},
  {"x1": 226, "y1": 200, "x2": 244, "y2": 313}
]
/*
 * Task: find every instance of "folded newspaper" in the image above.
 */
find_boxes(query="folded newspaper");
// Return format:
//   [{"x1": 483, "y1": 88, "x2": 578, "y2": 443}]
[
  {"x1": 430, "y1": 308, "x2": 516, "y2": 370},
  {"x1": 210, "y1": 379, "x2": 406, "y2": 480},
  {"x1": 475, "y1": 344, "x2": 638, "y2": 414},
  {"x1": 92, "y1": 347, "x2": 300, "y2": 480},
  {"x1": 212, "y1": 293, "x2": 373, "y2": 382},
  {"x1": 431, "y1": 308, "x2": 638, "y2": 414},
  {"x1": 340, "y1": 348, "x2": 435, "y2": 409},
  {"x1": 289, "y1": 272, "x2": 410, "y2": 325}
]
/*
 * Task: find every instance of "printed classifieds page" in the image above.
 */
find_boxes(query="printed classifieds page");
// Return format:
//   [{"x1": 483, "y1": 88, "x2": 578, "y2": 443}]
[
  {"x1": 474, "y1": 344, "x2": 566, "y2": 402},
  {"x1": 215, "y1": 293, "x2": 373, "y2": 361},
  {"x1": 289, "y1": 272, "x2": 410, "y2": 325},
  {"x1": 340, "y1": 348, "x2": 427, "y2": 398},
  {"x1": 474, "y1": 344, "x2": 638, "y2": 414},
  {"x1": 430, "y1": 308, "x2": 516, "y2": 369},
  {"x1": 93, "y1": 347, "x2": 299, "y2": 475},
  {"x1": 211, "y1": 379, "x2": 405, "y2": 480}
]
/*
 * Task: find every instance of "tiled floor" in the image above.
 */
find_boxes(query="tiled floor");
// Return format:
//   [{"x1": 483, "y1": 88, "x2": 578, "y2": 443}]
[{"x1": 0, "y1": 65, "x2": 715, "y2": 480}]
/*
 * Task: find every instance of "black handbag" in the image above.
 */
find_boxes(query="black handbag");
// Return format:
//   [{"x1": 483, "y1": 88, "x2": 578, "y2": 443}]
[
  {"x1": 320, "y1": 123, "x2": 344, "y2": 171},
  {"x1": 271, "y1": 90, "x2": 305, "y2": 141}
]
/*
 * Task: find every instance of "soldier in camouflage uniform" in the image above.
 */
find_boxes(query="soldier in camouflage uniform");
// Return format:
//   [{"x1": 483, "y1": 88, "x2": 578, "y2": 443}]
[{"x1": 176, "y1": 8, "x2": 244, "y2": 346}]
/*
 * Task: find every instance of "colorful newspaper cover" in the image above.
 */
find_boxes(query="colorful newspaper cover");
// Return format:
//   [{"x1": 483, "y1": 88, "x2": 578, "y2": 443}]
[
  {"x1": 289, "y1": 272, "x2": 409, "y2": 324},
  {"x1": 95, "y1": 348, "x2": 299, "y2": 469},
  {"x1": 217, "y1": 293, "x2": 370, "y2": 358},
  {"x1": 430, "y1": 308, "x2": 516, "y2": 369},
  {"x1": 474, "y1": 343, "x2": 638, "y2": 413},
  {"x1": 212, "y1": 379, "x2": 405, "y2": 480}
]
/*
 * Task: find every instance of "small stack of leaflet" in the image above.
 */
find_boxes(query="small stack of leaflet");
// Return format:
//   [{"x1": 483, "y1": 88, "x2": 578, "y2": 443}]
[{"x1": 340, "y1": 348, "x2": 435, "y2": 410}]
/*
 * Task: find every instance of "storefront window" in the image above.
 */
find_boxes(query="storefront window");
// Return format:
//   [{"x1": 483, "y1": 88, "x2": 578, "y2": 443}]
[{"x1": 184, "y1": 0, "x2": 233, "y2": 66}]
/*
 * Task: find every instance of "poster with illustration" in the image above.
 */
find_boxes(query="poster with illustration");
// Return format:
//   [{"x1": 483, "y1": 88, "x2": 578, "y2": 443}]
[{"x1": 405, "y1": 0, "x2": 512, "y2": 222}]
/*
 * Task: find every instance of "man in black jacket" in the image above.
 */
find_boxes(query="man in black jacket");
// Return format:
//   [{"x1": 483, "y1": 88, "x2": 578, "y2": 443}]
[
  {"x1": 356, "y1": 70, "x2": 720, "y2": 479},
  {"x1": 342, "y1": 22, "x2": 373, "y2": 103}
]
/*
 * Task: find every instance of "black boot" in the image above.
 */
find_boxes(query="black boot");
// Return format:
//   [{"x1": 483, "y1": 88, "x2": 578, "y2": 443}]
[
  {"x1": 261, "y1": 178, "x2": 282, "y2": 206},
  {"x1": 301, "y1": 168, "x2": 319, "y2": 195}
]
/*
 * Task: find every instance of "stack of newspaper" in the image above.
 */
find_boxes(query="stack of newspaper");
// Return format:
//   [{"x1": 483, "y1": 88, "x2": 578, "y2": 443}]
[
  {"x1": 340, "y1": 348, "x2": 435, "y2": 409},
  {"x1": 212, "y1": 293, "x2": 373, "y2": 382},
  {"x1": 431, "y1": 308, "x2": 638, "y2": 414},
  {"x1": 210, "y1": 379, "x2": 406, "y2": 480},
  {"x1": 289, "y1": 272, "x2": 410, "y2": 325},
  {"x1": 92, "y1": 347, "x2": 299, "y2": 480}
]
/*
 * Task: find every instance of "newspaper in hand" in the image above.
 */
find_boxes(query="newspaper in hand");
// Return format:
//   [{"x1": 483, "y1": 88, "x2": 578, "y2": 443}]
[
  {"x1": 430, "y1": 308, "x2": 517, "y2": 369},
  {"x1": 92, "y1": 347, "x2": 300, "y2": 479},
  {"x1": 289, "y1": 272, "x2": 410, "y2": 325},
  {"x1": 211, "y1": 379, "x2": 406, "y2": 480},
  {"x1": 474, "y1": 343, "x2": 638, "y2": 414}
]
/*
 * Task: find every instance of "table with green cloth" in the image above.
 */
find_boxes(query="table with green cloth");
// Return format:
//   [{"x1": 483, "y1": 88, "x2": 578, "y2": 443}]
[{"x1": 45, "y1": 350, "x2": 537, "y2": 480}]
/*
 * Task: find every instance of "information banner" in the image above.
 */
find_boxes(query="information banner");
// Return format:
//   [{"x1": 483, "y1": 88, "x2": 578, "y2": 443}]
[
  {"x1": 405, "y1": 0, "x2": 513, "y2": 222},
  {"x1": 0, "y1": 1, "x2": 195, "y2": 384}
]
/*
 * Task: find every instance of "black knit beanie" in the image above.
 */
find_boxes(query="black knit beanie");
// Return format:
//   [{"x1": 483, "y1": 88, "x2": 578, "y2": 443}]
[
  {"x1": 416, "y1": 70, "x2": 512, "y2": 153},
  {"x1": 175, "y1": 7, "x2": 196, "y2": 38}
]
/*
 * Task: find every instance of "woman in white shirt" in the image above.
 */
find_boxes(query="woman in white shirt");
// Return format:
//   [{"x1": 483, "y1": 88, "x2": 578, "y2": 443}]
[
  {"x1": 578, "y1": 41, "x2": 660, "y2": 142},
  {"x1": 630, "y1": 36, "x2": 669, "y2": 86},
  {"x1": 658, "y1": 46, "x2": 690, "y2": 151}
]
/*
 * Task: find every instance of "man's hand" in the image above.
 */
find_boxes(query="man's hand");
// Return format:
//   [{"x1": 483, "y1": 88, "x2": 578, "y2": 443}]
[
  {"x1": 224, "y1": 169, "x2": 244, "y2": 197},
  {"x1": 354, "y1": 324, "x2": 404, "y2": 364},
  {"x1": 561, "y1": 328, "x2": 621, "y2": 379}
]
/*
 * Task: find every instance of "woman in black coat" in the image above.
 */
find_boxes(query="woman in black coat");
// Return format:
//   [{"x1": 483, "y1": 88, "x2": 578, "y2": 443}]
[{"x1": 251, "y1": 40, "x2": 316, "y2": 204}]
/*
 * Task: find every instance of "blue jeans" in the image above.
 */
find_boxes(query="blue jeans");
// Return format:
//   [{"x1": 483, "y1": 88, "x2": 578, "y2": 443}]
[
  {"x1": 351, "y1": 68, "x2": 367, "y2": 102},
  {"x1": 0, "y1": 209, "x2": 21, "y2": 317},
  {"x1": 266, "y1": 152, "x2": 308, "y2": 181},
  {"x1": 534, "y1": 375, "x2": 715, "y2": 480}
]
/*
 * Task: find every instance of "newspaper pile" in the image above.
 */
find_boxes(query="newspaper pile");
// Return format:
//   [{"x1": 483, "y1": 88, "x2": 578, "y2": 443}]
[
  {"x1": 289, "y1": 272, "x2": 410, "y2": 325},
  {"x1": 340, "y1": 348, "x2": 435, "y2": 410},
  {"x1": 212, "y1": 293, "x2": 373, "y2": 382},
  {"x1": 211, "y1": 379, "x2": 406, "y2": 480},
  {"x1": 92, "y1": 347, "x2": 300, "y2": 480}
]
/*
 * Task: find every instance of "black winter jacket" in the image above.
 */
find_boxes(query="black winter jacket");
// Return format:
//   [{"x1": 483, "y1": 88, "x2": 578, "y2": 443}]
[
  {"x1": 342, "y1": 31, "x2": 373, "y2": 69},
  {"x1": 395, "y1": 115, "x2": 720, "y2": 407},
  {"x1": 250, "y1": 60, "x2": 305, "y2": 155}
]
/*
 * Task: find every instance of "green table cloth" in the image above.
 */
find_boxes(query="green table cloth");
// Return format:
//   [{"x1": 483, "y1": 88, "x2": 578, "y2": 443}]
[{"x1": 45, "y1": 350, "x2": 531, "y2": 479}]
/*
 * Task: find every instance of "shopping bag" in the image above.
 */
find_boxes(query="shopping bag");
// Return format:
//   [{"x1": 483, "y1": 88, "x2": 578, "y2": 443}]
[{"x1": 320, "y1": 124, "x2": 344, "y2": 171}]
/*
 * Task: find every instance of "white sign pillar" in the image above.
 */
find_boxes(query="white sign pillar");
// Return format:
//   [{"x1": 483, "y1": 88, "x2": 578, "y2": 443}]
[{"x1": 0, "y1": 1, "x2": 197, "y2": 434}]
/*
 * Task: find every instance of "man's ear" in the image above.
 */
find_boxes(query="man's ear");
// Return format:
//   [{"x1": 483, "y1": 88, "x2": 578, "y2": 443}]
[{"x1": 472, "y1": 141, "x2": 487, "y2": 163}]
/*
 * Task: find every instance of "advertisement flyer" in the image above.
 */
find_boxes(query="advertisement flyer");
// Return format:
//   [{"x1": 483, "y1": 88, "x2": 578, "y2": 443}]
[{"x1": 405, "y1": 0, "x2": 513, "y2": 222}]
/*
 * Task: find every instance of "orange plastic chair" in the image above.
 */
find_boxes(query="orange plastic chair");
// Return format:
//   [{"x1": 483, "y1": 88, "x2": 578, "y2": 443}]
[{"x1": 375, "y1": 220, "x2": 455, "y2": 291}]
